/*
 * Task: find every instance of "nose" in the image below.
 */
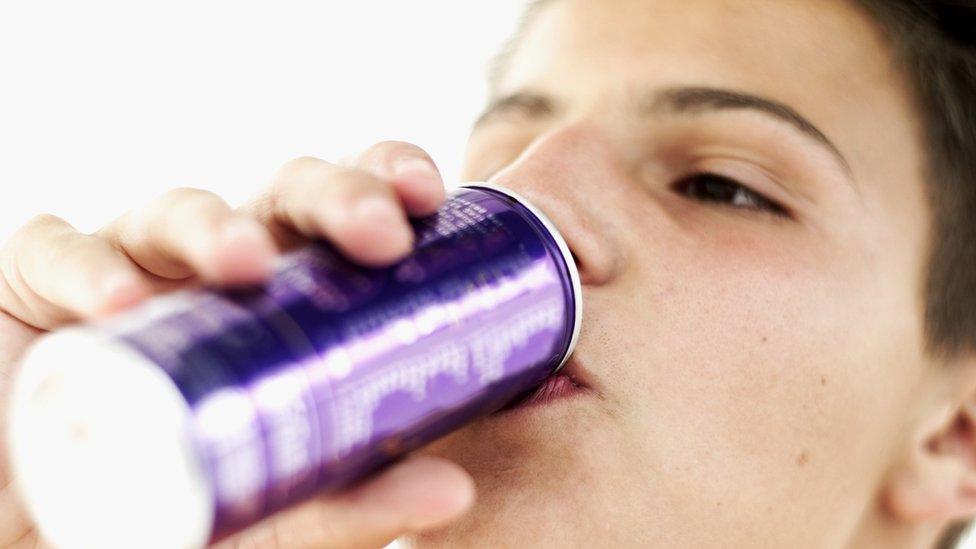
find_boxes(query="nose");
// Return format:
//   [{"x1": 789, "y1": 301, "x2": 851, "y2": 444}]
[{"x1": 489, "y1": 123, "x2": 626, "y2": 287}]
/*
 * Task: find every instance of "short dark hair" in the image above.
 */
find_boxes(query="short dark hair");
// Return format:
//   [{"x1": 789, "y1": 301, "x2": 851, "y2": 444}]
[
  {"x1": 497, "y1": 1, "x2": 976, "y2": 359},
  {"x1": 857, "y1": 5, "x2": 976, "y2": 549},
  {"x1": 852, "y1": 0, "x2": 976, "y2": 359}
]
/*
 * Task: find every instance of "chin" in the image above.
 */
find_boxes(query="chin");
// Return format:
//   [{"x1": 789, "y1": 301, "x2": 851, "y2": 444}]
[{"x1": 408, "y1": 390, "x2": 613, "y2": 547}]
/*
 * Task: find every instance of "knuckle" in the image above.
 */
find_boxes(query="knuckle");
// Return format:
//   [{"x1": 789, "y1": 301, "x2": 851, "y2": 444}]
[
  {"x1": 328, "y1": 171, "x2": 394, "y2": 204},
  {"x1": 359, "y1": 140, "x2": 432, "y2": 169},
  {"x1": 5, "y1": 214, "x2": 72, "y2": 257},
  {"x1": 287, "y1": 155, "x2": 325, "y2": 167},
  {"x1": 152, "y1": 188, "x2": 228, "y2": 223},
  {"x1": 374, "y1": 140, "x2": 429, "y2": 158},
  {"x1": 270, "y1": 156, "x2": 332, "y2": 195},
  {"x1": 19, "y1": 213, "x2": 68, "y2": 235},
  {"x1": 342, "y1": 167, "x2": 390, "y2": 189},
  {"x1": 159, "y1": 186, "x2": 221, "y2": 207},
  {"x1": 276, "y1": 156, "x2": 327, "y2": 179},
  {"x1": 275, "y1": 161, "x2": 388, "y2": 202}
]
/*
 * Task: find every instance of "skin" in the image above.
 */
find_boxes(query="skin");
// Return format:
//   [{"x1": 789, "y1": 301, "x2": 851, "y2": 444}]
[{"x1": 1, "y1": 0, "x2": 975, "y2": 547}]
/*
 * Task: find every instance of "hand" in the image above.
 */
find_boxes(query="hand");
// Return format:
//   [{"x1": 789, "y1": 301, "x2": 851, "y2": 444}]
[{"x1": 0, "y1": 142, "x2": 475, "y2": 549}]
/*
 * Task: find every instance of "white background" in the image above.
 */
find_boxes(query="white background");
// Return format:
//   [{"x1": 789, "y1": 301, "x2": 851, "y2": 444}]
[
  {"x1": 3, "y1": 2, "x2": 975, "y2": 548},
  {"x1": 0, "y1": 0, "x2": 527, "y2": 241}
]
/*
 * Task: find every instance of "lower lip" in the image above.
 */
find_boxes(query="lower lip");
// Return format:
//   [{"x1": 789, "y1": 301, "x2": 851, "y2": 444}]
[{"x1": 502, "y1": 373, "x2": 586, "y2": 413}]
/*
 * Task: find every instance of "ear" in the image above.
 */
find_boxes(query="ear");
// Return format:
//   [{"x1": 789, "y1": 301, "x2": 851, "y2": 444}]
[{"x1": 885, "y1": 381, "x2": 976, "y2": 523}]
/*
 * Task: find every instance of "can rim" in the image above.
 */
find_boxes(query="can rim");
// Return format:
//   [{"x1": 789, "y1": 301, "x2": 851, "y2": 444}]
[{"x1": 458, "y1": 182, "x2": 583, "y2": 373}]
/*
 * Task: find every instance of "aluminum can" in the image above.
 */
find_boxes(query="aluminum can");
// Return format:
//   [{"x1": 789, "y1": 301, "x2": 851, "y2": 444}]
[{"x1": 9, "y1": 184, "x2": 582, "y2": 549}]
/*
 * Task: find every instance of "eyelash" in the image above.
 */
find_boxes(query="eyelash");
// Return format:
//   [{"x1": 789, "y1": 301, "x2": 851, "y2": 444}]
[{"x1": 674, "y1": 173, "x2": 790, "y2": 218}]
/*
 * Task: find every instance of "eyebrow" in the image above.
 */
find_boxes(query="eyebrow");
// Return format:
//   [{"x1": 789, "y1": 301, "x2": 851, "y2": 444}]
[
  {"x1": 648, "y1": 87, "x2": 851, "y2": 173},
  {"x1": 475, "y1": 86, "x2": 851, "y2": 175},
  {"x1": 473, "y1": 92, "x2": 556, "y2": 128}
]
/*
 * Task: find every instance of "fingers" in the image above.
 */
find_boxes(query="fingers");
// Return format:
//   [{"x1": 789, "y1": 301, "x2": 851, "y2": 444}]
[
  {"x1": 220, "y1": 456, "x2": 475, "y2": 549},
  {"x1": 0, "y1": 188, "x2": 278, "y2": 330},
  {"x1": 343, "y1": 141, "x2": 446, "y2": 217},
  {"x1": 0, "y1": 141, "x2": 445, "y2": 328},
  {"x1": 250, "y1": 157, "x2": 415, "y2": 267},
  {"x1": 98, "y1": 188, "x2": 278, "y2": 285},
  {"x1": 0, "y1": 215, "x2": 152, "y2": 329},
  {"x1": 244, "y1": 142, "x2": 446, "y2": 267}
]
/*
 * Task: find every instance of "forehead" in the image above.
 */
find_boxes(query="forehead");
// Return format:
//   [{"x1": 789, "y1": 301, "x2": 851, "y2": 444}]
[{"x1": 505, "y1": 0, "x2": 889, "y2": 100}]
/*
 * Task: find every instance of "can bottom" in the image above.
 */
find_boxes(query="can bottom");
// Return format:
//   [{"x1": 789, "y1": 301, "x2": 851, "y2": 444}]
[{"x1": 9, "y1": 329, "x2": 213, "y2": 549}]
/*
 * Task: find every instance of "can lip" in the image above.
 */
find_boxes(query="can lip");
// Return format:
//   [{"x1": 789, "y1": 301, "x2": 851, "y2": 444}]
[{"x1": 458, "y1": 182, "x2": 583, "y2": 373}]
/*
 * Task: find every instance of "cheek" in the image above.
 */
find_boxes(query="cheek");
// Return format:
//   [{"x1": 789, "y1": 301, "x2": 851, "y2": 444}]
[
  {"x1": 600, "y1": 212, "x2": 925, "y2": 530},
  {"x1": 615, "y1": 228, "x2": 832, "y2": 449}
]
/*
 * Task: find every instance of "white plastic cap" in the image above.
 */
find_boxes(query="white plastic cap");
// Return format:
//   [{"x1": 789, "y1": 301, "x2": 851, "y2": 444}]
[{"x1": 8, "y1": 329, "x2": 214, "y2": 549}]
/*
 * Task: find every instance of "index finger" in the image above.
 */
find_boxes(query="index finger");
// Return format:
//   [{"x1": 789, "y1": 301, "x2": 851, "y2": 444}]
[{"x1": 341, "y1": 141, "x2": 447, "y2": 217}]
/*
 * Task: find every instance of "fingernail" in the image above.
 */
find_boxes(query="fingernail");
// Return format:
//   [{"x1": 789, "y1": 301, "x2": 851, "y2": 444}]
[
  {"x1": 213, "y1": 218, "x2": 277, "y2": 283},
  {"x1": 356, "y1": 196, "x2": 404, "y2": 225},
  {"x1": 355, "y1": 196, "x2": 413, "y2": 254},
  {"x1": 98, "y1": 272, "x2": 148, "y2": 314},
  {"x1": 393, "y1": 156, "x2": 442, "y2": 184}
]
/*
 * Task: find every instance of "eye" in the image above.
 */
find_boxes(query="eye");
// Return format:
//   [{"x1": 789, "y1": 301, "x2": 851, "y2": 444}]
[{"x1": 675, "y1": 173, "x2": 790, "y2": 218}]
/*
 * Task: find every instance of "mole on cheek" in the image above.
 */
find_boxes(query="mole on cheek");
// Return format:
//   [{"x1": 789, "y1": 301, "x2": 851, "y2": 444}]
[{"x1": 797, "y1": 451, "x2": 810, "y2": 467}]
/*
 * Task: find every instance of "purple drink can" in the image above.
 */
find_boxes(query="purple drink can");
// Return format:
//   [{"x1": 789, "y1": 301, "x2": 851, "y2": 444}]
[{"x1": 8, "y1": 184, "x2": 582, "y2": 548}]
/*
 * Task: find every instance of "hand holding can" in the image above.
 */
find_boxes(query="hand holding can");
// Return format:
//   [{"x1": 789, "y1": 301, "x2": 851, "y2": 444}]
[
  {"x1": 0, "y1": 144, "x2": 581, "y2": 549},
  {"x1": 0, "y1": 143, "x2": 475, "y2": 549}
]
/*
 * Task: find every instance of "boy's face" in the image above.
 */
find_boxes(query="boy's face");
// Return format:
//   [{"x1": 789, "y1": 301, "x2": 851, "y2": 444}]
[{"x1": 419, "y1": 0, "x2": 944, "y2": 546}]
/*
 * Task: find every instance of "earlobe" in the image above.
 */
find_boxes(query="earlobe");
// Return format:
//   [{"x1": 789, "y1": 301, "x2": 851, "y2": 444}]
[{"x1": 885, "y1": 396, "x2": 976, "y2": 523}]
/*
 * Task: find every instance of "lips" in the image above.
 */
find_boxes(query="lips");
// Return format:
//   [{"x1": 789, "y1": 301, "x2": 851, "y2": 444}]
[
  {"x1": 501, "y1": 357, "x2": 594, "y2": 412},
  {"x1": 519, "y1": 373, "x2": 585, "y2": 406}
]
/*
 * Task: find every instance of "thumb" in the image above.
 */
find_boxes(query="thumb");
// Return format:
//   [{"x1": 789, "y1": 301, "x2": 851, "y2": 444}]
[{"x1": 219, "y1": 455, "x2": 475, "y2": 549}]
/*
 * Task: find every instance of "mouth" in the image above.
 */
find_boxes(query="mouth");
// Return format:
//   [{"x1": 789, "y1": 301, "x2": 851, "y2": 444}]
[
  {"x1": 519, "y1": 372, "x2": 587, "y2": 406},
  {"x1": 496, "y1": 357, "x2": 594, "y2": 414}
]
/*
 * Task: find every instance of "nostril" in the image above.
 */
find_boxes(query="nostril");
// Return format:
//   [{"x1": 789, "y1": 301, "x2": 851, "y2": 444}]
[{"x1": 573, "y1": 240, "x2": 620, "y2": 287}]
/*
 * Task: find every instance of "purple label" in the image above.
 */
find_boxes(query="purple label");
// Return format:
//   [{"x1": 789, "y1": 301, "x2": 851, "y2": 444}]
[{"x1": 99, "y1": 187, "x2": 577, "y2": 541}]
